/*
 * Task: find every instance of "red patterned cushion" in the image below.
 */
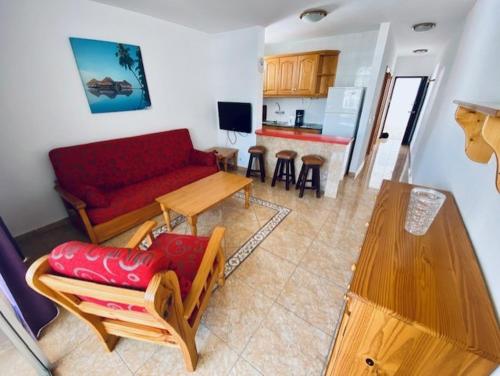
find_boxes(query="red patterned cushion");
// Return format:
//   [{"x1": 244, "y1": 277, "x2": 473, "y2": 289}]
[
  {"x1": 48, "y1": 236, "x2": 208, "y2": 312},
  {"x1": 49, "y1": 129, "x2": 197, "y2": 191},
  {"x1": 149, "y1": 233, "x2": 209, "y2": 282},
  {"x1": 87, "y1": 165, "x2": 218, "y2": 225},
  {"x1": 48, "y1": 241, "x2": 171, "y2": 289}
]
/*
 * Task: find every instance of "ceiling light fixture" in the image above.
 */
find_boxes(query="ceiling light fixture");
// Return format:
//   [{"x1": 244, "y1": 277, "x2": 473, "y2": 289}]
[
  {"x1": 412, "y1": 22, "x2": 436, "y2": 32},
  {"x1": 300, "y1": 9, "x2": 328, "y2": 23},
  {"x1": 413, "y1": 49, "x2": 429, "y2": 54}
]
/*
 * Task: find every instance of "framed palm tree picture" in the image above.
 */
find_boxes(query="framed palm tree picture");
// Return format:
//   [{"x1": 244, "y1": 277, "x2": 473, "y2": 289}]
[{"x1": 69, "y1": 37, "x2": 151, "y2": 113}]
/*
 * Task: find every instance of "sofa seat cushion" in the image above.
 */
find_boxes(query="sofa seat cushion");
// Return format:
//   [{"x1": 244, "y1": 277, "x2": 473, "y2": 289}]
[
  {"x1": 148, "y1": 233, "x2": 210, "y2": 282},
  {"x1": 87, "y1": 165, "x2": 218, "y2": 225}
]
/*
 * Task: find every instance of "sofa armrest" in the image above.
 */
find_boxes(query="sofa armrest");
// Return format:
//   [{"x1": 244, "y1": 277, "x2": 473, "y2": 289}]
[
  {"x1": 55, "y1": 185, "x2": 86, "y2": 210},
  {"x1": 126, "y1": 220, "x2": 157, "y2": 249},
  {"x1": 189, "y1": 149, "x2": 216, "y2": 166}
]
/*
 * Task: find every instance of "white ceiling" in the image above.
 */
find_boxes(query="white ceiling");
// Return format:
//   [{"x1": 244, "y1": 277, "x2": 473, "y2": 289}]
[{"x1": 91, "y1": 0, "x2": 475, "y2": 55}]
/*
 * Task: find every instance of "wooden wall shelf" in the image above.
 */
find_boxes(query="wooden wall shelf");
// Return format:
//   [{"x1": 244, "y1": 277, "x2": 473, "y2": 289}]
[{"x1": 454, "y1": 100, "x2": 500, "y2": 192}]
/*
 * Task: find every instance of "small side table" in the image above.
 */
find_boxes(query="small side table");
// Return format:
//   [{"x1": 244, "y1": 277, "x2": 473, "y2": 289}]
[{"x1": 206, "y1": 147, "x2": 239, "y2": 171}]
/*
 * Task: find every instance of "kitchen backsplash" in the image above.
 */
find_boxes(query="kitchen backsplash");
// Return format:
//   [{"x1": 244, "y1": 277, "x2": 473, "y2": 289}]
[{"x1": 263, "y1": 97, "x2": 327, "y2": 124}]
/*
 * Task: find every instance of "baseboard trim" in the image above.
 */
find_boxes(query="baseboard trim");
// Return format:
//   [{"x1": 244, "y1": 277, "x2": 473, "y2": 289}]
[{"x1": 15, "y1": 217, "x2": 72, "y2": 242}]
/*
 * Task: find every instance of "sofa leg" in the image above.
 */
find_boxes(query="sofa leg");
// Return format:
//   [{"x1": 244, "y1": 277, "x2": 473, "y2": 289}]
[{"x1": 79, "y1": 208, "x2": 98, "y2": 244}]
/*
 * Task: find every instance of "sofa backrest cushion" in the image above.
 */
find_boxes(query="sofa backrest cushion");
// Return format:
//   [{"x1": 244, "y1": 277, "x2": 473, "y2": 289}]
[
  {"x1": 49, "y1": 128, "x2": 194, "y2": 191},
  {"x1": 48, "y1": 241, "x2": 171, "y2": 290}
]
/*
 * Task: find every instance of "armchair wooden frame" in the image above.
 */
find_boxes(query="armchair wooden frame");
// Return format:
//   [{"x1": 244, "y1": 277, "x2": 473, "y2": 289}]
[
  {"x1": 26, "y1": 220, "x2": 226, "y2": 372},
  {"x1": 55, "y1": 184, "x2": 163, "y2": 244}
]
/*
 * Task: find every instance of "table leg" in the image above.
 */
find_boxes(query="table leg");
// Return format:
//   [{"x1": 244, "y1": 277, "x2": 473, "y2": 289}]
[
  {"x1": 224, "y1": 158, "x2": 228, "y2": 172},
  {"x1": 188, "y1": 215, "x2": 198, "y2": 236},
  {"x1": 233, "y1": 151, "x2": 238, "y2": 170},
  {"x1": 161, "y1": 204, "x2": 172, "y2": 231},
  {"x1": 244, "y1": 184, "x2": 251, "y2": 209}
]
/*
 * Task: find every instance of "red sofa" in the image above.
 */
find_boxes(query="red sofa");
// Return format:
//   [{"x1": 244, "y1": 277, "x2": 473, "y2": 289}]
[{"x1": 49, "y1": 129, "x2": 218, "y2": 243}]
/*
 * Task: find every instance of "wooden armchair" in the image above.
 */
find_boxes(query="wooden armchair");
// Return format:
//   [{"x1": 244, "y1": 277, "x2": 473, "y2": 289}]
[{"x1": 26, "y1": 220, "x2": 225, "y2": 372}]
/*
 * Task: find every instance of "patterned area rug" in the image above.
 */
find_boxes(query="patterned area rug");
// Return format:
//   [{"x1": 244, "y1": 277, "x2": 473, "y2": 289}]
[{"x1": 141, "y1": 192, "x2": 291, "y2": 278}]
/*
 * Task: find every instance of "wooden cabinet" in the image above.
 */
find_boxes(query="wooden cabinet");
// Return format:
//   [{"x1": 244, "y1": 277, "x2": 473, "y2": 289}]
[
  {"x1": 263, "y1": 50, "x2": 339, "y2": 98},
  {"x1": 277, "y1": 56, "x2": 298, "y2": 95},
  {"x1": 263, "y1": 58, "x2": 279, "y2": 95},
  {"x1": 325, "y1": 181, "x2": 500, "y2": 376},
  {"x1": 295, "y1": 54, "x2": 319, "y2": 95}
]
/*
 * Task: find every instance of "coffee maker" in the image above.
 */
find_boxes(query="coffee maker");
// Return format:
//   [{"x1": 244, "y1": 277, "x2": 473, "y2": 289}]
[{"x1": 295, "y1": 110, "x2": 305, "y2": 126}]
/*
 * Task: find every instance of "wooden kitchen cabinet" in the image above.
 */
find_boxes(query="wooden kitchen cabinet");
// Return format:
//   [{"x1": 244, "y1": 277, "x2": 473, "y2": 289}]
[
  {"x1": 263, "y1": 57, "x2": 279, "y2": 95},
  {"x1": 295, "y1": 54, "x2": 320, "y2": 95},
  {"x1": 277, "y1": 56, "x2": 298, "y2": 95},
  {"x1": 325, "y1": 181, "x2": 500, "y2": 376},
  {"x1": 263, "y1": 50, "x2": 339, "y2": 98}
]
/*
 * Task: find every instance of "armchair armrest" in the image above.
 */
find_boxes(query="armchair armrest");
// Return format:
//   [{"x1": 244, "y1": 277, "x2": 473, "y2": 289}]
[
  {"x1": 189, "y1": 149, "x2": 216, "y2": 166},
  {"x1": 55, "y1": 185, "x2": 86, "y2": 210},
  {"x1": 183, "y1": 227, "x2": 225, "y2": 319},
  {"x1": 126, "y1": 220, "x2": 157, "y2": 249}
]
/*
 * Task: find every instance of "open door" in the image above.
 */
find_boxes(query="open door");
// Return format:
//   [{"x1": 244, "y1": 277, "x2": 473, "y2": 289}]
[
  {"x1": 381, "y1": 76, "x2": 429, "y2": 144},
  {"x1": 366, "y1": 71, "x2": 393, "y2": 156},
  {"x1": 401, "y1": 78, "x2": 430, "y2": 145}
]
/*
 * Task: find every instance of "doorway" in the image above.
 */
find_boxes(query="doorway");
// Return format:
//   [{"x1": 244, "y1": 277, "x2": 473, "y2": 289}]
[
  {"x1": 382, "y1": 76, "x2": 429, "y2": 145},
  {"x1": 366, "y1": 76, "x2": 429, "y2": 189}
]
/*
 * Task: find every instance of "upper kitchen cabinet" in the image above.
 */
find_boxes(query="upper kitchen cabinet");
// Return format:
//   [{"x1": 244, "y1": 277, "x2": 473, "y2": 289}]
[
  {"x1": 263, "y1": 50, "x2": 339, "y2": 98},
  {"x1": 277, "y1": 56, "x2": 298, "y2": 95},
  {"x1": 263, "y1": 57, "x2": 280, "y2": 95}
]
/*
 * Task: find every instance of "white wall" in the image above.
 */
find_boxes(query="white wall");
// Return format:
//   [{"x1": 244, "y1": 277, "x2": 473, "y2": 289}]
[
  {"x1": 0, "y1": 0, "x2": 218, "y2": 235},
  {"x1": 211, "y1": 27, "x2": 265, "y2": 167},
  {"x1": 263, "y1": 97, "x2": 326, "y2": 125},
  {"x1": 412, "y1": 0, "x2": 500, "y2": 313},
  {"x1": 350, "y1": 22, "x2": 397, "y2": 174},
  {"x1": 393, "y1": 55, "x2": 437, "y2": 77},
  {"x1": 265, "y1": 30, "x2": 378, "y2": 88}
]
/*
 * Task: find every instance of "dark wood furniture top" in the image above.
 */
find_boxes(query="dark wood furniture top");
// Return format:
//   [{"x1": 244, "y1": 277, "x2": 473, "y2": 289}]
[
  {"x1": 248, "y1": 145, "x2": 266, "y2": 154},
  {"x1": 350, "y1": 180, "x2": 500, "y2": 363},
  {"x1": 275, "y1": 150, "x2": 297, "y2": 159},
  {"x1": 301, "y1": 155, "x2": 325, "y2": 166}
]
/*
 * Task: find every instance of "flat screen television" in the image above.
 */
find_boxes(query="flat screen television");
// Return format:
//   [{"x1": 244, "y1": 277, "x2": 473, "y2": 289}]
[{"x1": 217, "y1": 102, "x2": 252, "y2": 133}]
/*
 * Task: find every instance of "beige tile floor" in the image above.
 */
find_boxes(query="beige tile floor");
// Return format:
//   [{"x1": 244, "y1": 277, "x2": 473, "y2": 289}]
[{"x1": 1, "y1": 169, "x2": 380, "y2": 376}]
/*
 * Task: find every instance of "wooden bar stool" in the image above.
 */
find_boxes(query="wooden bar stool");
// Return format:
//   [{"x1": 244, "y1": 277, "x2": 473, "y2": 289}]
[
  {"x1": 296, "y1": 155, "x2": 325, "y2": 198},
  {"x1": 246, "y1": 145, "x2": 266, "y2": 182},
  {"x1": 271, "y1": 150, "x2": 297, "y2": 190}
]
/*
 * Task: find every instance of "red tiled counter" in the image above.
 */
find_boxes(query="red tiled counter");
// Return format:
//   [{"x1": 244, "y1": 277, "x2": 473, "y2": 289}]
[
  {"x1": 255, "y1": 128, "x2": 351, "y2": 145},
  {"x1": 256, "y1": 128, "x2": 353, "y2": 198}
]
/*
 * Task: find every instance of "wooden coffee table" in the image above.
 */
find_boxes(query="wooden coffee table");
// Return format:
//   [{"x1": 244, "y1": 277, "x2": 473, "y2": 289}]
[{"x1": 156, "y1": 171, "x2": 252, "y2": 236}]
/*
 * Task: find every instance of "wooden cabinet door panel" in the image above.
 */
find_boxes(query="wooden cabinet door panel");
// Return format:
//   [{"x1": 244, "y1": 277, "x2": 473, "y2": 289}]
[
  {"x1": 264, "y1": 58, "x2": 279, "y2": 95},
  {"x1": 277, "y1": 56, "x2": 298, "y2": 95},
  {"x1": 295, "y1": 54, "x2": 319, "y2": 95},
  {"x1": 327, "y1": 298, "x2": 497, "y2": 376}
]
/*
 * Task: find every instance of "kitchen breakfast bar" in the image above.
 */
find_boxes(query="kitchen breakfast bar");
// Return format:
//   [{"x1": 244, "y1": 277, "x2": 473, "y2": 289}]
[{"x1": 255, "y1": 127, "x2": 352, "y2": 198}]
